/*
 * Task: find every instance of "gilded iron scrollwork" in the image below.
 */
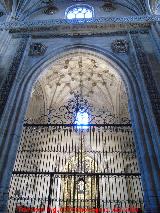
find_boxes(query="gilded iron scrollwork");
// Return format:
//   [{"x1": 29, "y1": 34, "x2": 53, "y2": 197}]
[{"x1": 25, "y1": 92, "x2": 130, "y2": 125}]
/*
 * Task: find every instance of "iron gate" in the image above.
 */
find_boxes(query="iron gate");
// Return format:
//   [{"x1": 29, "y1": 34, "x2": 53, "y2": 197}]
[{"x1": 8, "y1": 124, "x2": 144, "y2": 213}]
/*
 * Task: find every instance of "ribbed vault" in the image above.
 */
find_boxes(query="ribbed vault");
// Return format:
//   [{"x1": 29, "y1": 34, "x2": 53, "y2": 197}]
[
  {"x1": 0, "y1": 0, "x2": 147, "y2": 19},
  {"x1": 26, "y1": 52, "x2": 129, "y2": 124},
  {"x1": 0, "y1": 0, "x2": 13, "y2": 12}
]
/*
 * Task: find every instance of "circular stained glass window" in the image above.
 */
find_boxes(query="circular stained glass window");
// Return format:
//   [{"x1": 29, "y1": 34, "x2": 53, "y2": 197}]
[{"x1": 66, "y1": 4, "x2": 94, "y2": 19}]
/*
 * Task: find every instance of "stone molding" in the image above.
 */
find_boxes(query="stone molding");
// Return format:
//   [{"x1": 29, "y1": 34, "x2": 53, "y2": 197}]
[
  {"x1": 131, "y1": 34, "x2": 160, "y2": 129},
  {"x1": 0, "y1": 37, "x2": 28, "y2": 117},
  {"x1": 0, "y1": 15, "x2": 160, "y2": 35}
]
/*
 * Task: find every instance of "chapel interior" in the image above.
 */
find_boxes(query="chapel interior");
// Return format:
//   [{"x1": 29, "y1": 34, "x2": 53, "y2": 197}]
[{"x1": 0, "y1": 1, "x2": 160, "y2": 213}]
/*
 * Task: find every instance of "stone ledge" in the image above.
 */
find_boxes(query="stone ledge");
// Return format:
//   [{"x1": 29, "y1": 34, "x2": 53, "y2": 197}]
[{"x1": 0, "y1": 15, "x2": 159, "y2": 35}]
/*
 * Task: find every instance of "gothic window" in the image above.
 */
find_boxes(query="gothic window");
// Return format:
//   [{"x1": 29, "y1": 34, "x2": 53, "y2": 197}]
[{"x1": 65, "y1": 4, "x2": 94, "y2": 19}]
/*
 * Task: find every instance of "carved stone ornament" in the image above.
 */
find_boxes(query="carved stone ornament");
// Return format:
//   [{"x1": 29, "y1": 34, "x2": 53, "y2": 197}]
[
  {"x1": 42, "y1": 0, "x2": 54, "y2": 4},
  {"x1": 29, "y1": 43, "x2": 47, "y2": 56},
  {"x1": 44, "y1": 5, "x2": 58, "y2": 15},
  {"x1": 42, "y1": 0, "x2": 58, "y2": 15},
  {"x1": 0, "y1": 11, "x2": 4, "y2": 17},
  {"x1": 111, "y1": 39, "x2": 129, "y2": 53},
  {"x1": 102, "y1": 1, "x2": 116, "y2": 12}
]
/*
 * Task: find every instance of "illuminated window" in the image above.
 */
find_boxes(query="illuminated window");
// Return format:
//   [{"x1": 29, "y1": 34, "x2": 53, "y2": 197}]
[
  {"x1": 75, "y1": 110, "x2": 89, "y2": 129},
  {"x1": 65, "y1": 4, "x2": 94, "y2": 19}
]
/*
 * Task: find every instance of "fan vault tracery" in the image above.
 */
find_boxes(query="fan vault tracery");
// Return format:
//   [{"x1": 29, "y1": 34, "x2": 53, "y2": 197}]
[{"x1": 25, "y1": 52, "x2": 129, "y2": 124}]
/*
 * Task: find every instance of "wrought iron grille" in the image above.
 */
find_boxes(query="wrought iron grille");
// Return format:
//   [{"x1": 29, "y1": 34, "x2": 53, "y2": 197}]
[
  {"x1": 8, "y1": 124, "x2": 144, "y2": 213},
  {"x1": 24, "y1": 93, "x2": 130, "y2": 125}
]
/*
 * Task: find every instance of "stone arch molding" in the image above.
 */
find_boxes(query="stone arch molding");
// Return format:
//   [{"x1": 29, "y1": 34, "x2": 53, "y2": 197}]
[{"x1": 0, "y1": 44, "x2": 160, "y2": 212}]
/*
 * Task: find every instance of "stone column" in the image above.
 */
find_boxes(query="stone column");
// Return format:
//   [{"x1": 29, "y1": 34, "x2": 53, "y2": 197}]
[
  {"x1": 0, "y1": 36, "x2": 30, "y2": 213},
  {"x1": 128, "y1": 32, "x2": 160, "y2": 212},
  {"x1": 0, "y1": 15, "x2": 13, "y2": 56}
]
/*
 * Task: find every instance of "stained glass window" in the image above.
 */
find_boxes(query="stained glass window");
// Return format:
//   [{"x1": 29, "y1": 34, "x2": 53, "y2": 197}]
[{"x1": 66, "y1": 4, "x2": 94, "y2": 19}]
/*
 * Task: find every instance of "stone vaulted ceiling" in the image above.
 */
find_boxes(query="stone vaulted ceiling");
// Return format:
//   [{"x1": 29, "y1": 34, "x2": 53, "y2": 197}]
[
  {"x1": 26, "y1": 52, "x2": 129, "y2": 123},
  {"x1": 0, "y1": 0, "x2": 13, "y2": 12},
  {"x1": 0, "y1": 0, "x2": 147, "y2": 17}
]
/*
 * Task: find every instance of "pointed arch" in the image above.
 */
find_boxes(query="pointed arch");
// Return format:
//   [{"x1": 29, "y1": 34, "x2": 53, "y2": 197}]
[{"x1": 0, "y1": 44, "x2": 160, "y2": 212}]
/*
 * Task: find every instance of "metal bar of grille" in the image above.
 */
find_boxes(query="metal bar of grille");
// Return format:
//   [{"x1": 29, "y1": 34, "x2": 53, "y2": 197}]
[
  {"x1": 23, "y1": 123, "x2": 132, "y2": 127},
  {"x1": 8, "y1": 123, "x2": 144, "y2": 213},
  {"x1": 12, "y1": 171, "x2": 141, "y2": 176}
]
